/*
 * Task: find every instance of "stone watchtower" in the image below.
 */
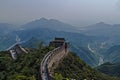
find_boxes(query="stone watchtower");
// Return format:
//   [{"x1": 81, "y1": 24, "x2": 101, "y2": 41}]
[
  {"x1": 49, "y1": 38, "x2": 69, "y2": 47},
  {"x1": 49, "y1": 37, "x2": 69, "y2": 52}
]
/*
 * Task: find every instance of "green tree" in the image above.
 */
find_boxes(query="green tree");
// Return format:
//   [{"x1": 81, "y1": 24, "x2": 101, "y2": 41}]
[{"x1": 54, "y1": 73, "x2": 63, "y2": 80}]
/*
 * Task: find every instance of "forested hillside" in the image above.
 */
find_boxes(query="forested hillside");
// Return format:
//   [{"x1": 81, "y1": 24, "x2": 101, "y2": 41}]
[
  {"x1": 54, "y1": 52, "x2": 120, "y2": 80},
  {"x1": 0, "y1": 46, "x2": 54, "y2": 80},
  {"x1": 0, "y1": 45, "x2": 119, "y2": 80}
]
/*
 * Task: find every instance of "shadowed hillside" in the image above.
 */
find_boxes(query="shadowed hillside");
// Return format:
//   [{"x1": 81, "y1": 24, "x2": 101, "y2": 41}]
[{"x1": 54, "y1": 52, "x2": 119, "y2": 80}]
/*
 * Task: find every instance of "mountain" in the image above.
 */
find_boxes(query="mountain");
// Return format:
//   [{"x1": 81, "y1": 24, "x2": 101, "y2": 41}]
[
  {"x1": 0, "y1": 23, "x2": 97, "y2": 66},
  {"x1": 96, "y1": 62, "x2": 120, "y2": 77},
  {"x1": 0, "y1": 20, "x2": 101, "y2": 67},
  {"x1": 71, "y1": 45, "x2": 99, "y2": 66},
  {"x1": 21, "y1": 17, "x2": 79, "y2": 32},
  {"x1": 81, "y1": 22, "x2": 120, "y2": 44},
  {"x1": 0, "y1": 19, "x2": 110, "y2": 67},
  {"x1": 77, "y1": 22, "x2": 120, "y2": 66},
  {"x1": 0, "y1": 49, "x2": 119, "y2": 80},
  {"x1": 81, "y1": 22, "x2": 117, "y2": 36},
  {"x1": 13, "y1": 28, "x2": 99, "y2": 66},
  {"x1": 54, "y1": 52, "x2": 119, "y2": 80},
  {"x1": 0, "y1": 45, "x2": 54, "y2": 80},
  {"x1": 103, "y1": 45, "x2": 120, "y2": 63},
  {"x1": 15, "y1": 27, "x2": 107, "y2": 66},
  {"x1": 0, "y1": 19, "x2": 119, "y2": 67}
]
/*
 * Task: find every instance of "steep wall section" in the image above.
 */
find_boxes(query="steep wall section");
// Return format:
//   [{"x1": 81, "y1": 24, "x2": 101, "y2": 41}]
[
  {"x1": 48, "y1": 44, "x2": 69, "y2": 74},
  {"x1": 40, "y1": 42, "x2": 69, "y2": 80}
]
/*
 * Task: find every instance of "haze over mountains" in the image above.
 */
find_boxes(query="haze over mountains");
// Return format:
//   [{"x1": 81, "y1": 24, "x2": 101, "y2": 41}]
[
  {"x1": 81, "y1": 22, "x2": 120, "y2": 37},
  {"x1": 0, "y1": 18, "x2": 120, "y2": 67},
  {"x1": 0, "y1": 23, "x2": 15, "y2": 35},
  {"x1": 21, "y1": 18, "x2": 79, "y2": 32}
]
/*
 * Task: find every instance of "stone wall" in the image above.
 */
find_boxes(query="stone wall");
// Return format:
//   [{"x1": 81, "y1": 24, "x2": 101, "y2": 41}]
[
  {"x1": 40, "y1": 42, "x2": 69, "y2": 80},
  {"x1": 48, "y1": 43, "x2": 69, "y2": 74}
]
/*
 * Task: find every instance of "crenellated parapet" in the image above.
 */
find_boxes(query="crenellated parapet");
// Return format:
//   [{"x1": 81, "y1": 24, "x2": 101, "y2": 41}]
[{"x1": 40, "y1": 38, "x2": 69, "y2": 80}]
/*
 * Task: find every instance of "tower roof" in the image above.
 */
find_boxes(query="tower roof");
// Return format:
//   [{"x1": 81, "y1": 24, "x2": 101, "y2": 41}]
[{"x1": 54, "y1": 38, "x2": 65, "y2": 41}]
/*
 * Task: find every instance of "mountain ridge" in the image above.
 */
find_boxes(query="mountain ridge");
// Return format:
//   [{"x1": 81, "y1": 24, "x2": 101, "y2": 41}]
[
  {"x1": 81, "y1": 21, "x2": 120, "y2": 37},
  {"x1": 21, "y1": 17, "x2": 79, "y2": 32},
  {"x1": 0, "y1": 18, "x2": 119, "y2": 67}
]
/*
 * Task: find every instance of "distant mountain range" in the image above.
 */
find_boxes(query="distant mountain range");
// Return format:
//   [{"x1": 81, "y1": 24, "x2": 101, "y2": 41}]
[
  {"x1": 0, "y1": 18, "x2": 120, "y2": 67},
  {"x1": 21, "y1": 17, "x2": 79, "y2": 32},
  {"x1": 81, "y1": 22, "x2": 120, "y2": 36}
]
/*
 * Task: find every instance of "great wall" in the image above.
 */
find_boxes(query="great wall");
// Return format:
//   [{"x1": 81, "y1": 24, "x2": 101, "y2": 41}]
[
  {"x1": 40, "y1": 38, "x2": 69, "y2": 80},
  {"x1": 8, "y1": 37, "x2": 69, "y2": 80}
]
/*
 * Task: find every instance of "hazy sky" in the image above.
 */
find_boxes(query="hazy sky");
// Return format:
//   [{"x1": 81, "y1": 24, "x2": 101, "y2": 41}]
[{"x1": 0, "y1": 0, "x2": 120, "y2": 27}]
